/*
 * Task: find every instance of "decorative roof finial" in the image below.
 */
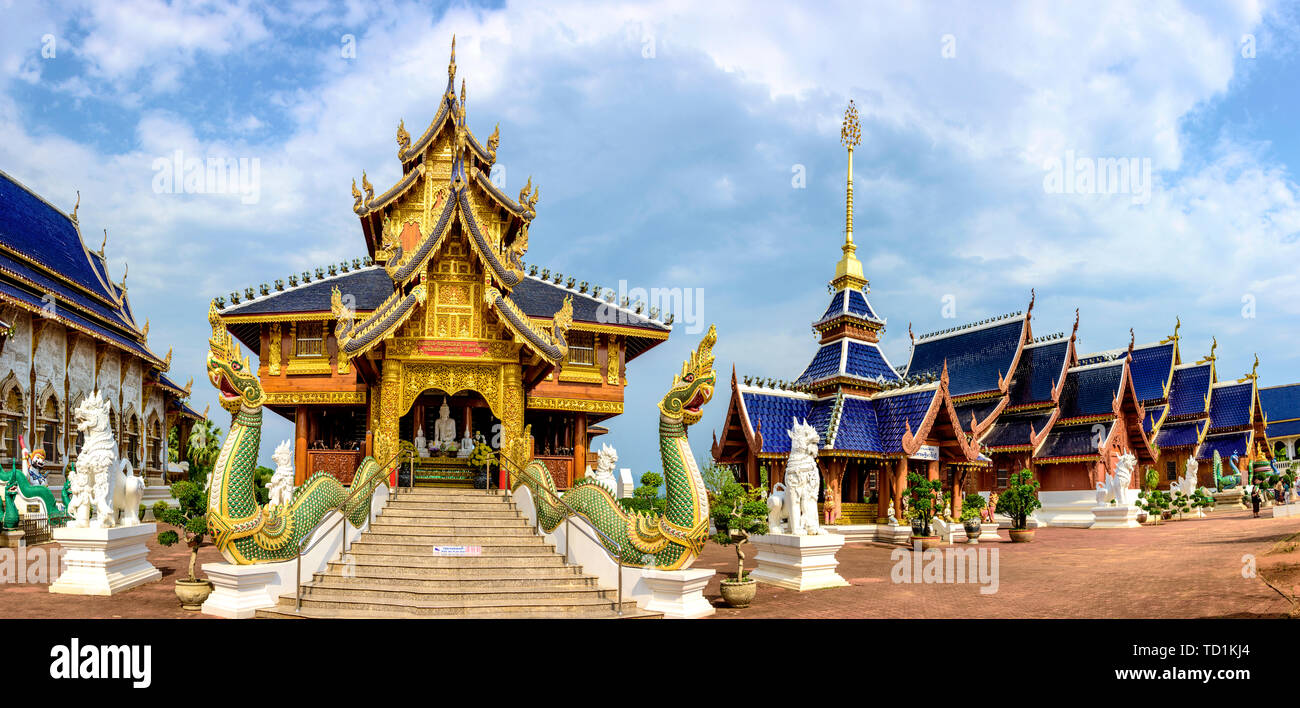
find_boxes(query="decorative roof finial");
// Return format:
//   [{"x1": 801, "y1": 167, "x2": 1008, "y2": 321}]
[
  {"x1": 396, "y1": 119, "x2": 410, "y2": 150},
  {"x1": 448, "y1": 34, "x2": 457, "y2": 82},
  {"x1": 1071, "y1": 308, "x2": 1079, "y2": 339},
  {"x1": 1240, "y1": 353, "x2": 1260, "y2": 382},
  {"x1": 487, "y1": 123, "x2": 500, "y2": 156},
  {"x1": 99, "y1": 228, "x2": 107, "y2": 258},
  {"x1": 142, "y1": 318, "x2": 149, "y2": 339},
  {"x1": 908, "y1": 321, "x2": 914, "y2": 344},
  {"x1": 119, "y1": 262, "x2": 128, "y2": 290},
  {"x1": 460, "y1": 78, "x2": 467, "y2": 115},
  {"x1": 831, "y1": 99, "x2": 866, "y2": 292},
  {"x1": 71, "y1": 190, "x2": 80, "y2": 224},
  {"x1": 361, "y1": 171, "x2": 374, "y2": 201},
  {"x1": 1128, "y1": 327, "x2": 1135, "y2": 354}
]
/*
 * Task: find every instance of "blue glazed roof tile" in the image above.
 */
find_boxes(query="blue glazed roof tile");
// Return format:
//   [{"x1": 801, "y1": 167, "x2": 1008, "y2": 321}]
[
  {"x1": 982, "y1": 412, "x2": 1053, "y2": 449},
  {"x1": 1197, "y1": 432, "x2": 1251, "y2": 461},
  {"x1": 1007, "y1": 341, "x2": 1068, "y2": 406},
  {"x1": 845, "y1": 341, "x2": 898, "y2": 381},
  {"x1": 796, "y1": 342, "x2": 842, "y2": 385},
  {"x1": 871, "y1": 389, "x2": 936, "y2": 454},
  {"x1": 1266, "y1": 419, "x2": 1300, "y2": 439},
  {"x1": 846, "y1": 289, "x2": 877, "y2": 319},
  {"x1": 1166, "y1": 364, "x2": 1212, "y2": 417},
  {"x1": 806, "y1": 398, "x2": 837, "y2": 444},
  {"x1": 1057, "y1": 362, "x2": 1124, "y2": 419},
  {"x1": 740, "y1": 392, "x2": 814, "y2": 454},
  {"x1": 1155, "y1": 420, "x2": 1205, "y2": 449},
  {"x1": 1143, "y1": 404, "x2": 1165, "y2": 434},
  {"x1": 820, "y1": 291, "x2": 845, "y2": 321},
  {"x1": 1036, "y1": 423, "x2": 1102, "y2": 459},
  {"x1": 906, "y1": 318, "x2": 1024, "y2": 397},
  {"x1": 814, "y1": 287, "x2": 882, "y2": 327},
  {"x1": 1129, "y1": 342, "x2": 1176, "y2": 402},
  {"x1": 831, "y1": 395, "x2": 883, "y2": 452},
  {"x1": 954, "y1": 399, "x2": 1000, "y2": 433},
  {"x1": 1207, "y1": 382, "x2": 1253, "y2": 430},
  {"x1": 0, "y1": 279, "x2": 155, "y2": 362},
  {"x1": 1260, "y1": 384, "x2": 1300, "y2": 427}
]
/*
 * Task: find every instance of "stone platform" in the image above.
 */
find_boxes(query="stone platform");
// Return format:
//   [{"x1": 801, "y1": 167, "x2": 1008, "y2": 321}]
[
  {"x1": 749, "y1": 533, "x2": 848, "y2": 591},
  {"x1": 49, "y1": 524, "x2": 162, "y2": 596}
]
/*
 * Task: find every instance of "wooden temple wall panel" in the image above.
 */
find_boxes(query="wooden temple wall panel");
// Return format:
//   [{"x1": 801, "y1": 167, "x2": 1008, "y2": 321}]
[
  {"x1": 537, "y1": 456, "x2": 572, "y2": 489},
  {"x1": 307, "y1": 449, "x2": 362, "y2": 485}
]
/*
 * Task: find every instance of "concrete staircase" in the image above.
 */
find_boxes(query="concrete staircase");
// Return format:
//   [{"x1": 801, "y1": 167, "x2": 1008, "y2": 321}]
[{"x1": 256, "y1": 487, "x2": 656, "y2": 619}]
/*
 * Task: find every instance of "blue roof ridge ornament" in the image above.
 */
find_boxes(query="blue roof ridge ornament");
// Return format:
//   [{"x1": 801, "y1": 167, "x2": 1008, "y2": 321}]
[
  {"x1": 912, "y1": 309, "x2": 1025, "y2": 344},
  {"x1": 1236, "y1": 353, "x2": 1260, "y2": 383}
]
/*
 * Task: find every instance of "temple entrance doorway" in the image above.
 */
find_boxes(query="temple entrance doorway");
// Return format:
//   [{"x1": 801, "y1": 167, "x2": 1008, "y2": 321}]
[{"x1": 401, "y1": 389, "x2": 498, "y2": 488}]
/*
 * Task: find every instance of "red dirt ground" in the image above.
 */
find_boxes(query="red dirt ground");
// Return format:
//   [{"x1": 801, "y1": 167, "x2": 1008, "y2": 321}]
[
  {"x1": 3, "y1": 510, "x2": 1298, "y2": 619},
  {"x1": 696, "y1": 509, "x2": 1300, "y2": 619}
]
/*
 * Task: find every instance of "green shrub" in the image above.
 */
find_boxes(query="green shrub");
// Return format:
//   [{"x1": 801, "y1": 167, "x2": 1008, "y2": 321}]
[
  {"x1": 617, "y1": 471, "x2": 667, "y2": 515},
  {"x1": 154, "y1": 480, "x2": 209, "y2": 583},
  {"x1": 905, "y1": 472, "x2": 942, "y2": 536},
  {"x1": 708, "y1": 479, "x2": 769, "y2": 581},
  {"x1": 994, "y1": 469, "x2": 1041, "y2": 530}
]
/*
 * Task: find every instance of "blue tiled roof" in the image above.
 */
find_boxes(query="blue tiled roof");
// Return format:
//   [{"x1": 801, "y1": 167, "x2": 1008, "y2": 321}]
[
  {"x1": 0, "y1": 249, "x2": 136, "y2": 333},
  {"x1": 0, "y1": 170, "x2": 118, "y2": 305},
  {"x1": 1143, "y1": 405, "x2": 1165, "y2": 434},
  {"x1": 806, "y1": 397, "x2": 837, "y2": 444},
  {"x1": 820, "y1": 291, "x2": 844, "y2": 321},
  {"x1": 0, "y1": 279, "x2": 156, "y2": 362},
  {"x1": 831, "y1": 395, "x2": 883, "y2": 452},
  {"x1": 846, "y1": 289, "x2": 877, "y2": 319},
  {"x1": 845, "y1": 341, "x2": 898, "y2": 381},
  {"x1": 906, "y1": 318, "x2": 1024, "y2": 397},
  {"x1": 1208, "y1": 382, "x2": 1253, "y2": 430},
  {"x1": 872, "y1": 389, "x2": 936, "y2": 454},
  {"x1": 954, "y1": 399, "x2": 1000, "y2": 433},
  {"x1": 1058, "y1": 363, "x2": 1123, "y2": 419},
  {"x1": 1036, "y1": 423, "x2": 1102, "y2": 459},
  {"x1": 982, "y1": 412, "x2": 1053, "y2": 449},
  {"x1": 796, "y1": 343, "x2": 842, "y2": 385},
  {"x1": 1266, "y1": 419, "x2": 1300, "y2": 439},
  {"x1": 1130, "y1": 342, "x2": 1176, "y2": 402},
  {"x1": 1007, "y1": 341, "x2": 1068, "y2": 406},
  {"x1": 1167, "y1": 364, "x2": 1212, "y2": 417},
  {"x1": 1260, "y1": 384, "x2": 1300, "y2": 427},
  {"x1": 1156, "y1": 419, "x2": 1205, "y2": 449},
  {"x1": 740, "y1": 392, "x2": 813, "y2": 454},
  {"x1": 1198, "y1": 432, "x2": 1251, "y2": 461}
]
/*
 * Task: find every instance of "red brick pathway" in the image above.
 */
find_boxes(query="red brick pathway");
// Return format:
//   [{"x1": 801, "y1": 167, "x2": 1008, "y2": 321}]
[
  {"x1": 697, "y1": 510, "x2": 1300, "y2": 618},
  {"x1": 3, "y1": 511, "x2": 1297, "y2": 618}
]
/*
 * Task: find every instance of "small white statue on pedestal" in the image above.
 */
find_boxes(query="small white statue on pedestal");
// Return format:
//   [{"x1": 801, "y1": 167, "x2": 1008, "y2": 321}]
[
  {"x1": 887, "y1": 501, "x2": 898, "y2": 525},
  {"x1": 457, "y1": 424, "x2": 475, "y2": 458},
  {"x1": 414, "y1": 427, "x2": 429, "y2": 457},
  {"x1": 765, "y1": 417, "x2": 824, "y2": 535}
]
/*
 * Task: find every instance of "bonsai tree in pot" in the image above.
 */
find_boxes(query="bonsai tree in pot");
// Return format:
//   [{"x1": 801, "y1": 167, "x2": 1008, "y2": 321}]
[
  {"x1": 709, "y1": 479, "x2": 769, "y2": 608},
  {"x1": 153, "y1": 480, "x2": 212, "y2": 610},
  {"x1": 960, "y1": 493, "x2": 986, "y2": 541},
  {"x1": 1137, "y1": 489, "x2": 1170, "y2": 523},
  {"x1": 905, "y1": 472, "x2": 943, "y2": 548},
  {"x1": 996, "y1": 469, "x2": 1041, "y2": 542}
]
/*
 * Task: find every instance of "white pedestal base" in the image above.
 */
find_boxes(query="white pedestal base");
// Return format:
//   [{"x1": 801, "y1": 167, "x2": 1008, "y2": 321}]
[
  {"x1": 200, "y1": 563, "x2": 283, "y2": 619},
  {"x1": 1089, "y1": 505, "x2": 1142, "y2": 529},
  {"x1": 931, "y1": 518, "x2": 967, "y2": 544},
  {"x1": 875, "y1": 523, "x2": 912, "y2": 545},
  {"x1": 49, "y1": 524, "x2": 161, "y2": 595},
  {"x1": 749, "y1": 533, "x2": 849, "y2": 591},
  {"x1": 639, "y1": 568, "x2": 716, "y2": 619},
  {"x1": 0, "y1": 529, "x2": 24, "y2": 548},
  {"x1": 1213, "y1": 490, "x2": 1247, "y2": 511}
]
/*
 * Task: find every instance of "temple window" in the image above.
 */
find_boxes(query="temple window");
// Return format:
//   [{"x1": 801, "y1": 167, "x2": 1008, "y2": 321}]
[
  {"x1": 1165, "y1": 460, "x2": 1177, "y2": 481},
  {"x1": 125, "y1": 414, "x2": 140, "y2": 468},
  {"x1": 146, "y1": 415, "x2": 162, "y2": 468},
  {"x1": 995, "y1": 468, "x2": 1008, "y2": 488},
  {"x1": 39, "y1": 395, "x2": 60, "y2": 463},
  {"x1": 566, "y1": 331, "x2": 595, "y2": 366},
  {"x1": 70, "y1": 398, "x2": 84, "y2": 458},
  {"x1": 296, "y1": 321, "x2": 325, "y2": 357},
  {"x1": 1, "y1": 387, "x2": 23, "y2": 464}
]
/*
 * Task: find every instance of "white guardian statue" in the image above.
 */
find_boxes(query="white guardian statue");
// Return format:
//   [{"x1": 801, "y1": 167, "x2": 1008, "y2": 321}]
[
  {"x1": 267, "y1": 440, "x2": 296, "y2": 509},
  {"x1": 585, "y1": 443, "x2": 619, "y2": 495},
  {"x1": 766, "y1": 417, "x2": 824, "y2": 535},
  {"x1": 1096, "y1": 451, "x2": 1139, "y2": 507},
  {"x1": 69, "y1": 390, "x2": 144, "y2": 528}
]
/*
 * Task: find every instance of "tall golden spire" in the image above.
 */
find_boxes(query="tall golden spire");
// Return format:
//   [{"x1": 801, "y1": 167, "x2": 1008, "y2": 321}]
[
  {"x1": 448, "y1": 35, "x2": 457, "y2": 82},
  {"x1": 832, "y1": 99, "x2": 867, "y2": 291}
]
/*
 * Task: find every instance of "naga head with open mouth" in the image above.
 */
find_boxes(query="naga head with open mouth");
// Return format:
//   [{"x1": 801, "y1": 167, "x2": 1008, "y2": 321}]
[
  {"x1": 658, "y1": 324, "x2": 717, "y2": 426},
  {"x1": 207, "y1": 300, "x2": 266, "y2": 414}
]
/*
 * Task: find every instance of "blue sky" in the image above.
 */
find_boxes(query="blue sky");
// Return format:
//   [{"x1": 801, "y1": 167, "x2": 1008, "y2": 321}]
[{"x1": 3, "y1": 0, "x2": 1300, "y2": 472}]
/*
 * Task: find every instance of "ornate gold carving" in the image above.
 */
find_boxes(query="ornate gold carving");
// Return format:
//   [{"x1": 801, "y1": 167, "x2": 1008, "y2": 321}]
[
  {"x1": 558, "y1": 367, "x2": 604, "y2": 384},
  {"x1": 606, "y1": 334, "x2": 620, "y2": 384},
  {"x1": 262, "y1": 391, "x2": 366, "y2": 405},
  {"x1": 526, "y1": 396, "x2": 623, "y2": 415},
  {"x1": 268, "y1": 323, "x2": 281, "y2": 375}
]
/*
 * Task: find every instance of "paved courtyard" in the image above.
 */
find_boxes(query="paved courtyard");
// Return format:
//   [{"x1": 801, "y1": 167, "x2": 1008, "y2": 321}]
[
  {"x1": 2, "y1": 509, "x2": 1298, "y2": 618},
  {"x1": 697, "y1": 509, "x2": 1300, "y2": 619}
]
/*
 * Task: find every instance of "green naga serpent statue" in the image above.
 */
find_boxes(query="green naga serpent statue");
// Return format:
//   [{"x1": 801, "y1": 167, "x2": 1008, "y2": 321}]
[
  {"x1": 512, "y1": 324, "x2": 717, "y2": 571},
  {"x1": 204, "y1": 302, "x2": 391, "y2": 564}
]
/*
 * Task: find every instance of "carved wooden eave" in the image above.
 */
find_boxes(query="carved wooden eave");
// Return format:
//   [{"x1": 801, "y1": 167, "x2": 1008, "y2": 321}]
[
  {"x1": 1113, "y1": 355, "x2": 1157, "y2": 464},
  {"x1": 713, "y1": 366, "x2": 763, "y2": 462},
  {"x1": 899, "y1": 362, "x2": 981, "y2": 462}
]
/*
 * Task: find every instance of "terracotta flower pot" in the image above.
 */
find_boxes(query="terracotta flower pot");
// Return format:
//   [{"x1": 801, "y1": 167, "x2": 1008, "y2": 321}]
[
  {"x1": 912, "y1": 535, "x2": 942, "y2": 550},
  {"x1": 1008, "y1": 528, "x2": 1035, "y2": 543},
  {"x1": 175, "y1": 579, "x2": 213, "y2": 611},
  {"x1": 720, "y1": 578, "x2": 757, "y2": 608}
]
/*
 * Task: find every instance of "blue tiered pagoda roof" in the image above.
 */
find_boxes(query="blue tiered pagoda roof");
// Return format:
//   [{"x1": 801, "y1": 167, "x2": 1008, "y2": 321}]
[
  {"x1": 905, "y1": 314, "x2": 1027, "y2": 399},
  {"x1": 1197, "y1": 368, "x2": 1265, "y2": 462},
  {"x1": 1033, "y1": 355, "x2": 1155, "y2": 466},
  {"x1": 979, "y1": 334, "x2": 1074, "y2": 453},
  {"x1": 1260, "y1": 384, "x2": 1300, "y2": 440}
]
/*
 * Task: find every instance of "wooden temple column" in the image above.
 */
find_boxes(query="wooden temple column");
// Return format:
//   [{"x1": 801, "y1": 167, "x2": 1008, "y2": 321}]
[
  {"x1": 892, "y1": 457, "x2": 908, "y2": 524},
  {"x1": 574, "y1": 413, "x2": 588, "y2": 481},
  {"x1": 294, "y1": 405, "x2": 308, "y2": 485},
  {"x1": 822, "y1": 458, "x2": 845, "y2": 525},
  {"x1": 876, "y1": 462, "x2": 892, "y2": 523}
]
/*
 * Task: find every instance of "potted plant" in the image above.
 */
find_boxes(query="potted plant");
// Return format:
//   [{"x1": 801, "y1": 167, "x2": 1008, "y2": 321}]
[
  {"x1": 996, "y1": 469, "x2": 1041, "y2": 542},
  {"x1": 468, "y1": 441, "x2": 497, "y2": 489},
  {"x1": 1137, "y1": 489, "x2": 1170, "y2": 523},
  {"x1": 709, "y1": 479, "x2": 769, "y2": 608},
  {"x1": 961, "y1": 493, "x2": 986, "y2": 541},
  {"x1": 906, "y1": 472, "x2": 943, "y2": 549},
  {"x1": 153, "y1": 481, "x2": 212, "y2": 610}
]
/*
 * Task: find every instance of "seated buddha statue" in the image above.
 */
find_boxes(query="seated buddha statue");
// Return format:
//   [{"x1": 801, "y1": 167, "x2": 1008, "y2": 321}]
[
  {"x1": 432, "y1": 397, "x2": 457, "y2": 451},
  {"x1": 457, "y1": 424, "x2": 475, "y2": 458},
  {"x1": 414, "y1": 426, "x2": 429, "y2": 457}
]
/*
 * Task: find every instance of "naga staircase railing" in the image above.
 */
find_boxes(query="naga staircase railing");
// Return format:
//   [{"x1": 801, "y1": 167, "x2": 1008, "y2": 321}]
[
  {"x1": 294, "y1": 448, "x2": 413, "y2": 612},
  {"x1": 498, "y1": 452, "x2": 625, "y2": 616}
]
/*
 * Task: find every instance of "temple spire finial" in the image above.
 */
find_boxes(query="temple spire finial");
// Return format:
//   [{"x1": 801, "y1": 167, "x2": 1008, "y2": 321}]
[
  {"x1": 448, "y1": 34, "x2": 457, "y2": 82},
  {"x1": 831, "y1": 99, "x2": 866, "y2": 292}
]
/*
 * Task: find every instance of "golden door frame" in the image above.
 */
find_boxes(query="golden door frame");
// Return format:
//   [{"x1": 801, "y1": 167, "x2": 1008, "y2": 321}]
[{"x1": 375, "y1": 360, "x2": 526, "y2": 471}]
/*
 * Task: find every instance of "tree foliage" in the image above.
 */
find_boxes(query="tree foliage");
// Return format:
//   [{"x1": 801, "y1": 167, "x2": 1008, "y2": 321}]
[
  {"x1": 708, "y1": 479, "x2": 769, "y2": 580},
  {"x1": 994, "y1": 469, "x2": 1041, "y2": 530}
]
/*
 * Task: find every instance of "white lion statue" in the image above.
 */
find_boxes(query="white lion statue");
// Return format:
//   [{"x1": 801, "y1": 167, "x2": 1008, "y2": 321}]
[
  {"x1": 766, "y1": 417, "x2": 824, "y2": 535},
  {"x1": 267, "y1": 440, "x2": 296, "y2": 509},
  {"x1": 584, "y1": 443, "x2": 619, "y2": 495},
  {"x1": 1169, "y1": 457, "x2": 1198, "y2": 498},
  {"x1": 69, "y1": 390, "x2": 144, "y2": 528},
  {"x1": 1096, "y1": 451, "x2": 1138, "y2": 507}
]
